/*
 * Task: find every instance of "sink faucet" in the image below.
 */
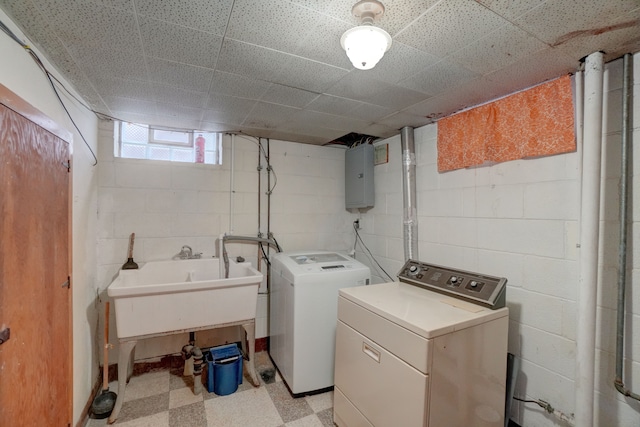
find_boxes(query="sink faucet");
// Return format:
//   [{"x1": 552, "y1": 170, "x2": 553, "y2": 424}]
[{"x1": 178, "y1": 245, "x2": 202, "y2": 259}]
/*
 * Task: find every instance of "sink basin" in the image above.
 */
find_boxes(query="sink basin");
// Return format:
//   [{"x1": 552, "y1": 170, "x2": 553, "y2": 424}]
[{"x1": 108, "y1": 258, "x2": 262, "y2": 339}]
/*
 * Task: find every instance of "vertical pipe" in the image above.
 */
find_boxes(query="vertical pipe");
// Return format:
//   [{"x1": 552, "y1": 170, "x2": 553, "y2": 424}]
[
  {"x1": 257, "y1": 138, "x2": 262, "y2": 272},
  {"x1": 614, "y1": 53, "x2": 640, "y2": 400},
  {"x1": 401, "y1": 126, "x2": 418, "y2": 261},
  {"x1": 266, "y1": 139, "x2": 272, "y2": 292},
  {"x1": 229, "y1": 134, "x2": 235, "y2": 234},
  {"x1": 575, "y1": 51, "x2": 604, "y2": 427}
]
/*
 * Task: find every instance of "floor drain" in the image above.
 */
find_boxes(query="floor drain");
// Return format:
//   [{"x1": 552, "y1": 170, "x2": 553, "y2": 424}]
[{"x1": 260, "y1": 368, "x2": 276, "y2": 384}]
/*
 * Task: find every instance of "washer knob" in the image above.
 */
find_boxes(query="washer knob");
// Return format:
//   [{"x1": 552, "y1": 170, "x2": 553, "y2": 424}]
[{"x1": 409, "y1": 265, "x2": 420, "y2": 275}]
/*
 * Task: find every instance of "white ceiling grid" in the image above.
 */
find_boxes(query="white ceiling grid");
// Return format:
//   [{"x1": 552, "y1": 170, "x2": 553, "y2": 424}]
[{"x1": 0, "y1": 0, "x2": 638, "y2": 145}]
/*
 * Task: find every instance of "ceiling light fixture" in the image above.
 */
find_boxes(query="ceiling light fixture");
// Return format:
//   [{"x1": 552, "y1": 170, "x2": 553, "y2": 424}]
[{"x1": 340, "y1": 0, "x2": 392, "y2": 70}]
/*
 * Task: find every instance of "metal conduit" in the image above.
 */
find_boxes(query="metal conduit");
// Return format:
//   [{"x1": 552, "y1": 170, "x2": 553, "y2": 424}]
[
  {"x1": 401, "y1": 126, "x2": 418, "y2": 261},
  {"x1": 614, "y1": 53, "x2": 640, "y2": 401}
]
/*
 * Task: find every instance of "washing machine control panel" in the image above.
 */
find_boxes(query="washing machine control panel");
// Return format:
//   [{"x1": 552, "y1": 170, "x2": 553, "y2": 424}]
[{"x1": 398, "y1": 260, "x2": 507, "y2": 309}]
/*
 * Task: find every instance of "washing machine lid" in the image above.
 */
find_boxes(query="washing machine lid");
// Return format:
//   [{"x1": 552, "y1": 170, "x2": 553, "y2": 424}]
[
  {"x1": 290, "y1": 252, "x2": 350, "y2": 265},
  {"x1": 271, "y1": 251, "x2": 370, "y2": 282}
]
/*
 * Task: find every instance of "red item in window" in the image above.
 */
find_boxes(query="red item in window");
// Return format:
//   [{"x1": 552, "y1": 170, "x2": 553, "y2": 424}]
[{"x1": 195, "y1": 134, "x2": 205, "y2": 163}]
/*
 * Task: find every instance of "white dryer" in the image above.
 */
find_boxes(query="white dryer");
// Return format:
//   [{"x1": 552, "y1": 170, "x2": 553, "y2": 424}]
[
  {"x1": 270, "y1": 251, "x2": 370, "y2": 395},
  {"x1": 334, "y1": 259, "x2": 509, "y2": 427}
]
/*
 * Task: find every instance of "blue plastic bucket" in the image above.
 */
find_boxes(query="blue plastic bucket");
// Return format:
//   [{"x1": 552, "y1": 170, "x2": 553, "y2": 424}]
[{"x1": 207, "y1": 344, "x2": 243, "y2": 395}]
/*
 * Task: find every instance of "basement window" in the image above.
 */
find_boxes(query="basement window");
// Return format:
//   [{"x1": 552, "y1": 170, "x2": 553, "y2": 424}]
[{"x1": 114, "y1": 121, "x2": 222, "y2": 165}]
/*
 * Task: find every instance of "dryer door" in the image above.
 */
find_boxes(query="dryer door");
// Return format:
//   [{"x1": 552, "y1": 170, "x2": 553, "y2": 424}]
[{"x1": 334, "y1": 321, "x2": 429, "y2": 427}]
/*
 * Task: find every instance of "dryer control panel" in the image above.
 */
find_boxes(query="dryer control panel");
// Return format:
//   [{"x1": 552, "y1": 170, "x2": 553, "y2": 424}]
[{"x1": 398, "y1": 260, "x2": 507, "y2": 309}]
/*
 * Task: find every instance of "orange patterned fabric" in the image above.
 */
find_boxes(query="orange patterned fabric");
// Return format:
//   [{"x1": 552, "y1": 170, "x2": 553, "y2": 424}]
[{"x1": 437, "y1": 75, "x2": 576, "y2": 172}]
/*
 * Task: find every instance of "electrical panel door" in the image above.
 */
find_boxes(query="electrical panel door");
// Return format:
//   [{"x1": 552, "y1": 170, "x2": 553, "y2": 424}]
[{"x1": 345, "y1": 144, "x2": 374, "y2": 209}]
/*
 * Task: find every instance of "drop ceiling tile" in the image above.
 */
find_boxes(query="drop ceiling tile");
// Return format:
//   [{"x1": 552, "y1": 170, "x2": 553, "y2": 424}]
[
  {"x1": 151, "y1": 84, "x2": 208, "y2": 109},
  {"x1": 448, "y1": 22, "x2": 548, "y2": 75},
  {"x1": 306, "y1": 95, "x2": 364, "y2": 116},
  {"x1": 278, "y1": 119, "x2": 348, "y2": 140},
  {"x1": 91, "y1": 76, "x2": 157, "y2": 100},
  {"x1": 348, "y1": 122, "x2": 398, "y2": 139},
  {"x1": 294, "y1": 14, "x2": 354, "y2": 68},
  {"x1": 45, "y1": 1, "x2": 141, "y2": 53},
  {"x1": 514, "y1": 0, "x2": 640, "y2": 46},
  {"x1": 104, "y1": 96, "x2": 158, "y2": 115},
  {"x1": 225, "y1": 0, "x2": 317, "y2": 54},
  {"x1": 146, "y1": 57, "x2": 214, "y2": 92},
  {"x1": 205, "y1": 94, "x2": 257, "y2": 115},
  {"x1": 483, "y1": 47, "x2": 577, "y2": 95},
  {"x1": 134, "y1": 0, "x2": 234, "y2": 36},
  {"x1": 202, "y1": 109, "x2": 249, "y2": 127},
  {"x1": 399, "y1": 59, "x2": 479, "y2": 96},
  {"x1": 376, "y1": 110, "x2": 435, "y2": 129},
  {"x1": 216, "y1": 39, "x2": 287, "y2": 83},
  {"x1": 153, "y1": 115, "x2": 202, "y2": 130},
  {"x1": 364, "y1": 41, "x2": 442, "y2": 85},
  {"x1": 362, "y1": 82, "x2": 428, "y2": 111},
  {"x1": 290, "y1": 109, "x2": 368, "y2": 132},
  {"x1": 59, "y1": 72, "x2": 108, "y2": 112},
  {"x1": 324, "y1": 71, "x2": 387, "y2": 102},
  {"x1": 154, "y1": 103, "x2": 204, "y2": 121},
  {"x1": 553, "y1": 7, "x2": 640, "y2": 62},
  {"x1": 260, "y1": 84, "x2": 320, "y2": 108},
  {"x1": 209, "y1": 71, "x2": 271, "y2": 99},
  {"x1": 4, "y1": 0, "x2": 638, "y2": 146},
  {"x1": 276, "y1": 54, "x2": 349, "y2": 93},
  {"x1": 373, "y1": 0, "x2": 442, "y2": 36},
  {"x1": 97, "y1": 0, "x2": 133, "y2": 11},
  {"x1": 289, "y1": 0, "x2": 347, "y2": 16},
  {"x1": 243, "y1": 102, "x2": 299, "y2": 129},
  {"x1": 350, "y1": 102, "x2": 395, "y2": 121},
  {"x1": 0, "y1": 0, "x2": 52, "y2": 46},
  {"x1": 475, "y1": 0, "x2": 546, "y2": 21},
  {"x1": 70, "y1": 45, "x2": 148, "y2": 81},
  {"x1": 395, "y1": 0, "x2": 509, "y2": 57},
  {"x1": 402, "y1": 78, "x2": 493, "y2": 120},
  {"x1": 138, "y1": 16, "x2": 223, "y2": 68},
  {"x1": 199, "y1": 121, "x2": 234, "y2": 132}
]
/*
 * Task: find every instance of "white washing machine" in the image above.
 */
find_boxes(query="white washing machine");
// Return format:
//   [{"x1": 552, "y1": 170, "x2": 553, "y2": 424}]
[
  {"x1": 334, "y1": 259, "x2": 509, "y2": 427},
  {"x1": 270, "y1": 251, "x2": 370, "y2": 395}
]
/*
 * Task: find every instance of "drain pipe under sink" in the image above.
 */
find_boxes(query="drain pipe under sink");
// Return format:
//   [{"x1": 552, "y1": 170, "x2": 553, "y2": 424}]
[
  {"x1": 401, "y1": 126, "x2": 418, "y2": 261},
  {"x1": 575, "y1": 51, "x2": 605, "y2": 427},
  {"x1": 182, "y1": 340, "x2": 204, "y2": 395}
]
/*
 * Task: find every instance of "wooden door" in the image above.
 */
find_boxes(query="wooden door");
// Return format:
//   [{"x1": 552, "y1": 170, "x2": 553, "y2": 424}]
[{"x1": 0, "y1": 87, "x2": 72, "y2": 426}]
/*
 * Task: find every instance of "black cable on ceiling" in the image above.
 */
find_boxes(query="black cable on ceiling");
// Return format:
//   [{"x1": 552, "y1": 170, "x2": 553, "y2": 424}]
[{"x1": 0, "y1": 18, "x2": 98, "y2": 166}]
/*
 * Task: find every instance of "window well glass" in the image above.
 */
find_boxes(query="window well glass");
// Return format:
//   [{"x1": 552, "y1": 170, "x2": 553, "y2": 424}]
[{"x1": 115, "y1": 121, "x2": 222, "y2": 165}]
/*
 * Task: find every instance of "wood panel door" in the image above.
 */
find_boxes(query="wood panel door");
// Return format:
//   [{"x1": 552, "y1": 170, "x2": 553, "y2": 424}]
[{"x1": 0, "y1": 89, "x2": 72, "y2": 426}]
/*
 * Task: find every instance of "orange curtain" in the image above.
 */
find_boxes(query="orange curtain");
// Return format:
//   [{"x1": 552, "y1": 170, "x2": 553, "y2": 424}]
[{"x1": 437, "y1": 75, "x2": 576, "y2": 172}]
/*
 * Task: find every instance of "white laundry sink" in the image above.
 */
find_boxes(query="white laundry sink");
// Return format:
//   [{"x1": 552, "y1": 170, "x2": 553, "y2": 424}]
[{"x1": 108, "y1": 258, "x2": 262, "y2": 339}]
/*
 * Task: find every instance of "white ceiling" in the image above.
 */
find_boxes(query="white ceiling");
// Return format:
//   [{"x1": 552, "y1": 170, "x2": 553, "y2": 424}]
[{"x1": 1, "y1": 0, "x2": 639, "y2": 145}]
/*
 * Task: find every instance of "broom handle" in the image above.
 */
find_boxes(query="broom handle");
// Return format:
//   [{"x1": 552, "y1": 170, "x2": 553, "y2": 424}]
[{"x1": 103, "y1": 301, "x2": 110, "y2": 390}]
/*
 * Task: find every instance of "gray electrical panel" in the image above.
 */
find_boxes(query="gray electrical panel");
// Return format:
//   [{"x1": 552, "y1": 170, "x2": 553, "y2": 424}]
[{"x1": 345, "y1": 144, "x2": 374, "y2": 209}]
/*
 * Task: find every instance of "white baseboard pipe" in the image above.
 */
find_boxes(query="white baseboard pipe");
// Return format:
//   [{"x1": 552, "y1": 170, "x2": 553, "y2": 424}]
[{"x1": 575, "y1": 51, "x2": 604, "y2": 427}]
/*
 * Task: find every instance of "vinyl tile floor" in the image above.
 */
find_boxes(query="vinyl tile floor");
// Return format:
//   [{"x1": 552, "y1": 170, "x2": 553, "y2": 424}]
[{"x1": 86, "y1": 351, "x2": 334, "y2": 427}]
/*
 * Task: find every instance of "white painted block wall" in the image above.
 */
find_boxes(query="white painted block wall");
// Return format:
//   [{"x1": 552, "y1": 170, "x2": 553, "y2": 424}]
[
  {"x1": 97, "y1": 127, "x2": 354, "y2": 360},
  {"x1": 354, "y1": 55, "x2": 640, "y2": 426}
]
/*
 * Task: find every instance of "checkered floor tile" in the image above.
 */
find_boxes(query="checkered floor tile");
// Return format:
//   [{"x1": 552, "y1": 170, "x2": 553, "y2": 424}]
[{"x1": 86, "y1": 352, "x2": 334, "y2": 427}]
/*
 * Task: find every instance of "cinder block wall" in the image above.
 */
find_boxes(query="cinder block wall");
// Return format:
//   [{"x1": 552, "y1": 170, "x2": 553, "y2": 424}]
[{"x1": 356, "y1": 55, "x2": 640, "y2": 426}]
